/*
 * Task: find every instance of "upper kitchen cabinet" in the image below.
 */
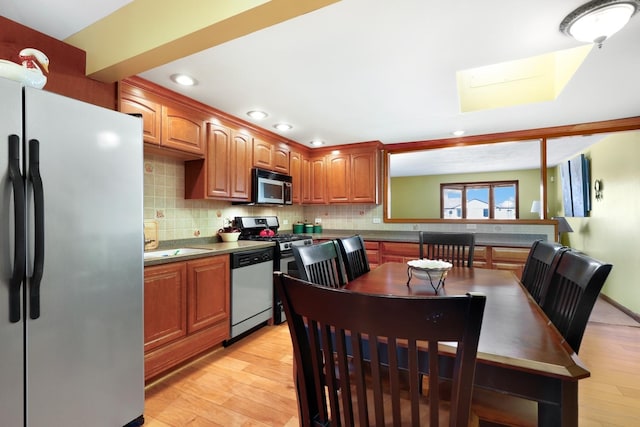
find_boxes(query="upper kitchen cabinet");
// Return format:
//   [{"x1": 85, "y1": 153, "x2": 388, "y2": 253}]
[
  {"x1": 119, "y1": 78, "x2": 205, "y2": 159},
  {"x1": 161, "y1": 100, "x2": 207, "y2": 156},
  {"x1": 306, "y1": 155, "x2": 328, "y2": 204},
  {"x1": 290, "y1": 150, "x2": 303, "y2": 204},
  {"x1": 253, "y1": 137, "x2": 290, "y2": 174},
  {"x1": 184, "y1": 122, "x2": 251, "y2": 201},
  {"x1": 326, "y1": 143, "x2": 381, "y2": 204}
]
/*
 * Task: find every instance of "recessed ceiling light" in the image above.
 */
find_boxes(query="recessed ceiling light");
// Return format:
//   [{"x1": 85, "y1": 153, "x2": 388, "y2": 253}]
[
  {"x1": 452, "y1": 130, "x2": 465, "y2": 137},
  {"x1": 274, "y1": 123, "x2": 293, "y2": 131},
  {"x1": 310, "y1": 140, "x2": 325, "y2": 146},
  {"x1": 170, "y1": 73, "x2": 197, "y2": 86},
  {"x1": 247, "y1": 110, "x2": 268, "y2": 120}
]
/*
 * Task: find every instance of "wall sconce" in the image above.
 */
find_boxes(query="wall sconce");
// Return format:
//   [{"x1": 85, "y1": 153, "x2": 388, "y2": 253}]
[{"x1": 594, "y1": 179, "x2": 603, "y2": 200}]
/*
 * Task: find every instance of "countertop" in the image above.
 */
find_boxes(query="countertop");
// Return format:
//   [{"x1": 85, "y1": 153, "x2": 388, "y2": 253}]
[
  {"x1": 144, "y1": 240, "x2": 275, "y2": 266},
  {"x1": 301, "y1": 229, "x2": 545, "y2": 248},
  {"x1": 144, "y1": 229, "x2": 544, "y2": 267}
]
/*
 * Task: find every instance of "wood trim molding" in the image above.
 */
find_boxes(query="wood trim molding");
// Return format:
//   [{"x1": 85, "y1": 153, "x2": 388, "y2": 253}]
[{"x1": 383, "y1": 116, "x2": 640, "y2": 153}]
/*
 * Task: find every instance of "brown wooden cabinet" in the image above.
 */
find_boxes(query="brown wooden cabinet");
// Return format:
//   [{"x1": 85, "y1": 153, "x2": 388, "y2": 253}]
[
  {"x1": 290, "y1": 150, "x2": 303, "y2": 204},
  {"x1": 118, "y1": 87, "x2": 162, "y2": 145},
  {"x1": 143, "y1": 262, "x2": 187, "y2": 354},
  {"x1": 326, "y1": 149, "x2": 379, "y2": 204},
  {"x1": 310, "y1": 156, "x2": 328, "y2": 204},
  {"x1": 364, "y1": 240, "x2": 380, "y2": 270},
  {"x1": 119, "y1": 79, "x2": 205, "y2": 159},
  {"x1": 184, "y1": 123, "x2": 251, "y2": 201},
  {"x1": 379, "y1": 242, "x2": 420, "y2": 264},
  {"x1": 143, "y1": 255, "x2": 230, "y2": 381},
  {"x1": 187, "y1": 256, "x2": 230, "y2": 336},
  {"x1": 490, "y1": 246, "x2": 529, "y2": 278},
  {"x1": 375, "y1": 240, "x2": 527, "y2": 277},
  {"x1": 253, "y1": 137, "x2": 290, "y2": 174},
  {"x1": 161, "y1": 101, "x2": 207, "y2": 156}
]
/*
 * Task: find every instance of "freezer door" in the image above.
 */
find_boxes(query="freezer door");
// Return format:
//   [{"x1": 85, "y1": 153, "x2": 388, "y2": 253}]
[
  {"x1": 23, "y1": 88, "x2": 144, "y2": 426},
  {"x1": 0, "y1": 77, "x2": 26, "y2": 427}
]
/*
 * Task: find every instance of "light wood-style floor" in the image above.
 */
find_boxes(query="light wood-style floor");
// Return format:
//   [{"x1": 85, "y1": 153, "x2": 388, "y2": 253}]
[{"x1": 144, "y1": 317, "x2": 640, "y2": 426}]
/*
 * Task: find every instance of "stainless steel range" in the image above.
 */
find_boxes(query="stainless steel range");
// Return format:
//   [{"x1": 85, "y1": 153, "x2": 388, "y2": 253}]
[{"x1": 235, "y1": 216, "x2": 313, "y2": 324}]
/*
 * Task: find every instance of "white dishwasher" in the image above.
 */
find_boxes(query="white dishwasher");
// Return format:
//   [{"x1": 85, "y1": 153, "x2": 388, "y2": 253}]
[{"x1": 228, "y1": 247, "x2": 274, "y2": 343}]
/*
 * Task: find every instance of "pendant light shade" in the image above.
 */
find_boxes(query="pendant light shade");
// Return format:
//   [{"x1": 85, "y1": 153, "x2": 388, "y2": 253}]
[{"x1": 560, "y1": 0, "x2": 640, "y2": 45}]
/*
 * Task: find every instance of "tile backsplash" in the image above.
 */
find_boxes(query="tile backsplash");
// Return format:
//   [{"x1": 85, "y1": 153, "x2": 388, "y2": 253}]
[{"x1": 144, "y1": 154, "x2": 554, "y2": 242}]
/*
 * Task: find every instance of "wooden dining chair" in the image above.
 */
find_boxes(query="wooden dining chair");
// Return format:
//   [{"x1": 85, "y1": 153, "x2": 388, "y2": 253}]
[
  {"x1": 274, "y1": 271, "x2": 486, "y2": 426},
  {"x1": 540, "y1": 250, "x2": 612, "y2": 353},
  {"x1": 336, "y1": 234, "x2": 370, "y2": 281},
  {"x1": 292, "y1": 240, "x2": 346, "y2": 288},
  {"x1": 469, "y1": 250, "x2": 613, "y2": 427},
  {"x1": 419, "y1": 231, "x2": 475, "y2": 267},
  {"x1": 520, "y1": 239, "x2": 567, "y2": 304}
]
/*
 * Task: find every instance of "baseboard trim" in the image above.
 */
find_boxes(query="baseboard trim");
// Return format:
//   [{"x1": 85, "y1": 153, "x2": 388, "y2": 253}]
[{"x1": 600, "y1": 294, "x2": 640, "y2": 324}]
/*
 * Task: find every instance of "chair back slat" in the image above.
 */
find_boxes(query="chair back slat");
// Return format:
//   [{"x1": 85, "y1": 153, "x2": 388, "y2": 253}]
[
  {"x1": 419, "y1": 232, "x2": 475, "y2": 267},
  {"x1": 337, "y1": 235, "x2": 371, "y2": 281},
  {"x1": 293, "y1": 241, "x2": 346, "y2": 288},
  {"x1": 541, "y1": 250, "x2": 612, "y2": 352},
  {"x1": 275, "y1": 272, "x2": 486, "y2": 426},
  {"x1": 521, "y1": 240, "x2": 567, "y2": 303}
]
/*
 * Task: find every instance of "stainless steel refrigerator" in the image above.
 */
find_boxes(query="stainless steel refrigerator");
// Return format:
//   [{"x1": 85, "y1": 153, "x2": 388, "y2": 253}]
[{"x1": 0, "y1": 77, "x2": 144, "y2": 426}]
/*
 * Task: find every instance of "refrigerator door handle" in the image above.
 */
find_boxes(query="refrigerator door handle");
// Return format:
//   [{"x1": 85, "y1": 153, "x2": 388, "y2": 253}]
[
  {"x1": 28, "y1": 139, "x2": 45, "y2": 320},
  {"x1": 8, "y1": 135, "x2": 26, "y2": 323}
]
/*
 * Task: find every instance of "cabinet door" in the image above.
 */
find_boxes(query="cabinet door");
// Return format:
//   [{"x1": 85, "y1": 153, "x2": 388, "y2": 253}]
[
  {"x1": 253, "y1": 138, "x2": 273, "y2": 170},
  {"x1": 290, "y1": 150, "x2": 302, "y2": 204},
  {"x1": 302, "y1": 157, "x2": 312, "y2": 203},
  {"x1": 230, "y1": 132, "x2": 252, "y2": 200},
  {"x1": 310, "y1": 156, "x2": 327, "y2": 204},
  {"x1": 161, "y1": 103, "x2": 205, "y2": 155},
  {"x1": 364, "y1": 240, "x2": 380, "y2": 270},
  {"x1": 118, "y1": 88, "x2": 161, "y2": 145},
  {"x1": 327, "y1": 153, "x2": 350, "y2": 203},
  {"x1": 351, "y1": 151, "x2": 378, "y2": 203},
  {"x1": 144, "y1": 263, "x2": 188, "y2": 352},
  {"x1": 187, "y1": 256, "x2": 230, "y2": 334},
  {"x1": 206, "y1": 123, "x2": 232, "y2": 198},
  {"x1": 491, "y1": 247, "x2": 529, "y2": 279},
  {"x1": 273, "y1": 143, "x2": 290, "y2": 174},
  {"x1": 380, "y1": 242, "x2": 420, "y2": 264}
]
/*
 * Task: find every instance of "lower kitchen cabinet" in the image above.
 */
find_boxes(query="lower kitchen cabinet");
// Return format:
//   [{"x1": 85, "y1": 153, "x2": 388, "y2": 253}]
[
  {"x1": 143, "y1": 255, "x2": 230, "y2": 381},
  {"x1": 377, "y1": 241, "x2": 527, "y2": 276},
  {"x1": 490, "y1": 246, "x2": 530, "y2": 278}
]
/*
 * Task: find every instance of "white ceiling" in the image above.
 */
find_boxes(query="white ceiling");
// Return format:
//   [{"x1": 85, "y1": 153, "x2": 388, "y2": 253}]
[{"x1": 3, "y1": 0, "x2": 639, "y2": 174}]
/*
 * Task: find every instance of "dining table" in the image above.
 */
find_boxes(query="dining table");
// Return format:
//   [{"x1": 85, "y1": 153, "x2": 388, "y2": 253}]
[{"x1": 345, "y1": 262, "x2": 590, "y2": 427}]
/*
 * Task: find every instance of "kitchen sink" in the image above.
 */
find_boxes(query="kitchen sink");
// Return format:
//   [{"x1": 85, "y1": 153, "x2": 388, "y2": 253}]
[{"x1": 143, "y1": 248, "x2": 212, "y2": 260}]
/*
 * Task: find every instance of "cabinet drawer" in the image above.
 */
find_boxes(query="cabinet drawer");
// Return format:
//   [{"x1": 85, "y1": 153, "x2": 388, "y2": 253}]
[
  {"x1": 491, "y1": 247, "x2": 530, "y2": 262},
  {"x1": 380, "y1": 242, "x2": 420, "y2": 258}
]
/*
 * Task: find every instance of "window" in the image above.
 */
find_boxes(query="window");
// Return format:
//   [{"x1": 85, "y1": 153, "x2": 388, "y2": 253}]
[{"x1": 441, "y1": 181, "x2": 518, "y2": 219}]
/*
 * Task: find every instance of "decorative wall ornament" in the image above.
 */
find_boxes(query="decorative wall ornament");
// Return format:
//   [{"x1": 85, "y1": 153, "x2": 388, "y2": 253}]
[{"x1": 0, "y1": 48, "x2": 49, "y2": 89}]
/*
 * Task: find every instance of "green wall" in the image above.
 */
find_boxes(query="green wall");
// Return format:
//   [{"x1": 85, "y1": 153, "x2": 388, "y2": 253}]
[
  {"x1": 554, "y1": 131, "x2": 640, "y2": 315},
  {"x1": 390, "y1": 168, "x2": 552, "y2": 219}
]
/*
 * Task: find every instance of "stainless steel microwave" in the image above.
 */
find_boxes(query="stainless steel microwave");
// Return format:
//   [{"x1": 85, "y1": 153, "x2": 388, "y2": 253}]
[{"x1": 252, "y1": 168, "x2": 292, "y2": 205}]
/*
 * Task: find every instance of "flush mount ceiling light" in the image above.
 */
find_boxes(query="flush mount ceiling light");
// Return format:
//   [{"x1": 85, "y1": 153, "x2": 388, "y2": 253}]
[
  {"x1": 310, "y1": 139, "x2": 325, "y2": 146},
  {"x1": 452, "y1": 130, "x2": 465, "y2": 137},
  {"x1": 560, "y1": 0, "x2": 640, "y2": 46},
  {"x1": 170, "y1": 73, "x2": 197, "y2": 86},
  {"x1": 247, "y1": 110, "x2": 268, "y2": 120},
  {"x1": 274, "y1": 123, "x2": 293, "y2": 131}
]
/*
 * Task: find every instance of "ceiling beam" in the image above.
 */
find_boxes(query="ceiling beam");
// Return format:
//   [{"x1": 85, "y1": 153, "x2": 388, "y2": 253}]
[{"x1": 64, "y1": 0, "x2": 340, "y2": 82}]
